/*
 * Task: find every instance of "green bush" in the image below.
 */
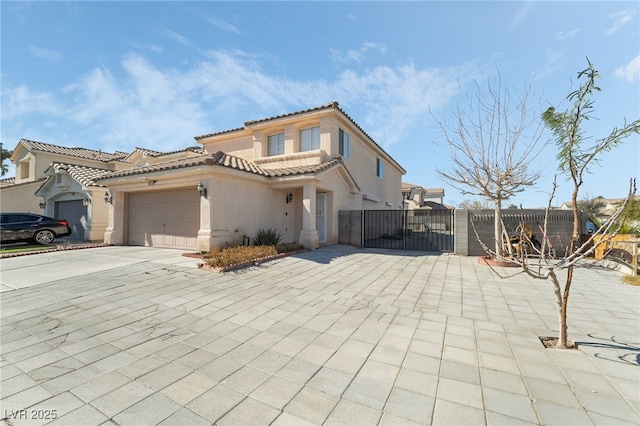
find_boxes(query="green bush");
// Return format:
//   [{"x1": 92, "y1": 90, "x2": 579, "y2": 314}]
[
  {"x1": 204, "y1": 245, "x2": 277, "y2": 268},
  {"x1": 253, "y1": 228, "x2": 283, "y2": 246}
]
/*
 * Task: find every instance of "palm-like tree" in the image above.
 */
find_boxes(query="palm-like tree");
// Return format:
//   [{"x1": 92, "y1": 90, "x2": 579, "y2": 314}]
[{"x1": 577, "y1": 195, "x2": 607, "y2": 227}]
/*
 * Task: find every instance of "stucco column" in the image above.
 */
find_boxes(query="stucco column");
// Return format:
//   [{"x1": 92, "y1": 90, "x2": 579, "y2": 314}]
[
  {"x1": 103, "y1": 191, "x2": 125, "y2": 245},
  {"x1": 196, "y1": 178, "x2": 215, "y2": 251},
  {"x1": 299, "y1": 183, "x2": 319, "y2": 248},
  {"x1": 454, "y1": 209, "x2": 469, "y2": 256}
]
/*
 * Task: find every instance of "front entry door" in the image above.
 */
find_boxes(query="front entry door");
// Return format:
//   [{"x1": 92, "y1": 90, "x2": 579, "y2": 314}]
[{"x1": 316, "y1": 193, "x2": 326, "y2": 243}]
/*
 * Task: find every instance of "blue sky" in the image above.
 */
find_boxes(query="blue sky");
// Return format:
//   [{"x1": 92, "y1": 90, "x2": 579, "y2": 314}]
[{"x1": 2, "y1": 1, "x2": 638, "y2": 208}]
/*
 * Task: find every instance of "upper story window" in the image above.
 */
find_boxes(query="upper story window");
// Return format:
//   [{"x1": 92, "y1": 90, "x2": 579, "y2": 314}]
[
  {"x1": 268, "y1": 132, "x2": 285, "y2": 156},
  {"x1": 339, "y1": 129, "x2": 350, "y2": 159},
  {"x1": 376, "y1": 158, "x2": 384, "y2": 178},
  {"x1": 300, "y1": 126, "x2": 320, "y2": 152}
]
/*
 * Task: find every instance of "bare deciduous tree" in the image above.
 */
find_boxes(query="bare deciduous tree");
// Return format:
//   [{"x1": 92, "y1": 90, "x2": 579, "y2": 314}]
[
  {"x1": 483, "y1": 60, "x2": 640, "y2": 349},
  {"x1": 435, "y1": 76, "x2": 549, "y2": 255}
]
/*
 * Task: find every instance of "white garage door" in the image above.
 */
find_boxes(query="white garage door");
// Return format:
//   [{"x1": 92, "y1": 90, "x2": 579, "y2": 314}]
[{"x1": 128, "y1": 189, "x2": 200, "y2": 249}]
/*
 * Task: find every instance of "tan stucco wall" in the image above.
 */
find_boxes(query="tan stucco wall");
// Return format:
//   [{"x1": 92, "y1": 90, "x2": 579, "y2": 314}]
[
  {"x1": 0, "y1": 182, "x2": 43, "y2": 213},
  {"x1": 207, "y1": 171, "x2": 301, "y2": 246},
  {"x1": 202, "y1": 134, "x2": 254, "y2": 160}
]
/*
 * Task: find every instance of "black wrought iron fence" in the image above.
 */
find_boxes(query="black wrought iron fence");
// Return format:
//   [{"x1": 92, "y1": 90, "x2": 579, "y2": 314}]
[{"x1": 360, "y1": 209, "x2": 454, "y2": 251}]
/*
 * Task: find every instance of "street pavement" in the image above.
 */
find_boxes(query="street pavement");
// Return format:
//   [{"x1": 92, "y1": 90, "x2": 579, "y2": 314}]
[{"x1": 1, "y1": 245, "x2": 638, "y2": 425}]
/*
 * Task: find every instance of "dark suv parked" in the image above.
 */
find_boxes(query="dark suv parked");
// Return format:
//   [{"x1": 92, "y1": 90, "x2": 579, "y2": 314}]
[{"x1": 0, "y1": 213, "x2": 72, "y2": 245}]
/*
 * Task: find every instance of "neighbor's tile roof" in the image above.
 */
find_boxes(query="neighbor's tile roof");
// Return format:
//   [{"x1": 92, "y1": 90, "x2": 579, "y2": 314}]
[
  {"x1": 417, "y1": 201, "x2": 453, "y2": 210},
  {"x1": 402, "y1": 182, "x2": 444, "y2": 194},
  {"x1": 50, "y1": 163, "x2": 113, "y2": 187},
  {"x1": 402, "y1": 182, "x2": 420, "y2": 190},
  {"x1": 122, "y1": 146, "x2": 204, "y2": 161},
  {"x1": 18, "y1": 139, "x2": 128, "y2": 162},
  {"x1": 96, "y1": 156, "x2": 220, "y2": 180},
  {"x1": 96, "y1": 151, "x2": 349, "y2": 182}
]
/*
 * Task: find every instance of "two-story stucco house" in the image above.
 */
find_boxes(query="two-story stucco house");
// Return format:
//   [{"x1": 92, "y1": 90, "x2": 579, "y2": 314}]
[{"x1": 99, "y1": 102, "x2": 406, "y2": 250}]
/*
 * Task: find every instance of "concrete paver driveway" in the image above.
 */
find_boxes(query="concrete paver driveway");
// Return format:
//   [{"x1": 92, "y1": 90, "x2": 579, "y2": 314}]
[{"x1": 1, "y1": 245, "x2": 639, "y2": 425}]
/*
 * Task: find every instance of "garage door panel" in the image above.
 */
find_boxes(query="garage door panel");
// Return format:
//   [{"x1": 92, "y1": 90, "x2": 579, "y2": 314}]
[
  {"x1": 128, "y1": 189, "x2": 200, "y2": 249},
  {"x1": 55, "y1": 200, "x2": 87, "y2": 240}
]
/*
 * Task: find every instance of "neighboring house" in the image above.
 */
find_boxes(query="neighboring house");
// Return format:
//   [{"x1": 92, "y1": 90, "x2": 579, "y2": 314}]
[
  {"x1": 560, "y1": 196, "x2": 640, "y2": 221},
  {"x1": 2, "y1": 102, "x2": 405, "y2": 250},
  {"x1": 402, "y1": 182, "x2": 449, "y2": 210},
  {"x1": 1, "y1": 139, "x2": 205, "y2": 241}
]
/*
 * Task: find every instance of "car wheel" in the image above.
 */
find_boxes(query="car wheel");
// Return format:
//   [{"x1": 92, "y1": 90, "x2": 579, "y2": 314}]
[{"x1": 33, "y1": 229, "x2": 55, "y2": 245}]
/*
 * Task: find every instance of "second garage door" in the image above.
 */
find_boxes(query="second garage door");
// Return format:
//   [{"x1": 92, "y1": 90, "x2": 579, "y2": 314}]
[{"x1": 128, "y1": 189, "x2": 200, "y2": 249}]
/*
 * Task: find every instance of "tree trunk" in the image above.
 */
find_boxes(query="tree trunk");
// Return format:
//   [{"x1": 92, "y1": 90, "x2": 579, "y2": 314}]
[
  {"x1": 494, "y1": 199, "x2": 502, "y2": 256},
  {"x1": 547, "y1": 267, "x2": 563, "y2": 338},
  {"x1": 558, "y1": 267, "x2": 574, "y2": 348}
]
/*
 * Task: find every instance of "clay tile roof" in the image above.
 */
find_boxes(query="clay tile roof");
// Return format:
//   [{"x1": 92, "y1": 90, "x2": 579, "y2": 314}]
[
  {"x1": 122, "y1": 146, "x2": 205, "y2": 161},
  {"x1": 193, "y1": 127, "x2": 246, "y2": 140},
  {"x1": 402, "y1": 182, "x2": 421, "y2": 190},
  {"x1": 130, "y1": 147, "x2": 165, "y2": 157},
  {"x1": 243, "y1": 101, "x2": 340, "y2": 127},
  {"x1": 210, "y1": 151, "x2": 270, "y2": 176},
  {"x1": 266, "y1": 158, "x2": 344, "y2": 178},
  {"x1": 18, "y1": 139, "x2": 127, "y2": 162},
  {"x1": 425, "y1": 187, "x2": 445, "y2": 194},
  {"x1": 51, "y1": 163, "x2": 113, "y2": 187},
  {"x1": 0, "y1": 177, "x2": 16, "y2": 185},
  {"x1": 401, "y1": 183, "x2": 444, "y2": 194},
  {"x1": 95, "y1": 151, "x2": 350, "y2": 183},
  {"x1": 417, "y1": 201, "x2": 452, "y2": 210},
  {"x1": 96, "y1": 155, "x2": 217, "y2": 180}
]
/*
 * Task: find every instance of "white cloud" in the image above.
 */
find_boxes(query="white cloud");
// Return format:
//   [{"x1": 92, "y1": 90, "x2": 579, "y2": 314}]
[
  {"x1": 331, "y1": 42, "x2": 388, "y2": 64},
  {"x1": 614, "y1": 55, "x2": 640, "y2": 82},
  {"x1": 161, "y1": 26, "x2": 189, "y2": 45},
  {"x1": 532, "y1": 50, "x2": 564, "y2": 81},
  {"x1": 1, "y1": 50, "x2": 480, "y2": 153},
  {"x1": 555, "y1": 28, "x2": 580, "y2": 41},
  {"x1": 606, "y1": 9, "x2": 636, "y2": 35},
  {"x1": 1, "y1": 85, "x2": 59, "y2": 120},
  {"x1": 509, "y1": 2, "x2": 533, "y2": 31},
  {"x1": 203, "y1": 15, "x2": 240, "y2": 33},
  {"x1": 28, "y1": 45, "x2": 63, "y2": 61}
]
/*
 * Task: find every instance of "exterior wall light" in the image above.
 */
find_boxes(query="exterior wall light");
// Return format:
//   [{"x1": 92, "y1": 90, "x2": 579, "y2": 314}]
[
  {"x1": 286, "y1": 192, "x2": 293, "y2": 204},
  {"x1": 82, "y1": 198, "x2": 91, "y2": 206},
  {"x1": 104, "y1": 191, "x2": 113, "y2": 204},
  {"x1": 39, "y1": 200, "x2": 46, "y2": 209},
  {"x1": 197, "y1": 182, "x2": 207, "y2": 198}
]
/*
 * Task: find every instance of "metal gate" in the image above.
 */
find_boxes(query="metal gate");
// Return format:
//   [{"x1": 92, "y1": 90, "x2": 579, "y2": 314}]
[{"x1": 362, "y1": 209, "x2": 453, "y2": 251}]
